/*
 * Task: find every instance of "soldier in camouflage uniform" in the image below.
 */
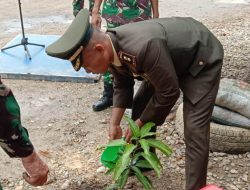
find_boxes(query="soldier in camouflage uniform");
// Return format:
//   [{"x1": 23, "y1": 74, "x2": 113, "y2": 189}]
[
  {"x1": 72, "y1": 0, "x2": 95, "y2": 16},
  {"x1": 0, "y1": 79, "x2": 48, "y2": 189},
  {"x1": 91, "y1": 0, "x2": 159, "y2": 111}
]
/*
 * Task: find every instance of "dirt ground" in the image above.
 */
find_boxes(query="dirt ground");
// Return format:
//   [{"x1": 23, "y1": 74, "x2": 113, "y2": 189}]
[{"x1": 0, "y1": 0, "x2": 249, "y2": 190}]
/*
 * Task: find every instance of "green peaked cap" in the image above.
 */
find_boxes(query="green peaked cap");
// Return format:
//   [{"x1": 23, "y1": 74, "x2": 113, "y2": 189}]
[{"x1": 46, "y1": 9, "x2": 92, "y2": 60}]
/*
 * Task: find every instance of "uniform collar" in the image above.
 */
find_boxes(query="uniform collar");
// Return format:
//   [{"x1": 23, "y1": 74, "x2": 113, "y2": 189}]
[{"x1": 107, "y1": 33, "x2": 122, "y2": 67}]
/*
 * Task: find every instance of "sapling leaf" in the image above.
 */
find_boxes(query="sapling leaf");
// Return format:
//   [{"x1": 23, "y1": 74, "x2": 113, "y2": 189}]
[
  {"x1": 151, "y1": 153, "x2": 162, "y2": 168},
  {"x1": 113, "y1": 144, "x2": 136, "y2": 181},
  {"x1": 141, "y1": 152, "x2": 161, "y2": 177},
  {"x1": 139, "y1": 139, "x2": 150, "y2": 155},
  {"x1": 141, "y1": 132, "x2": 157, "y2": 139},
  {"x1": 131, "y1": 166, "x2": 153, "y2": 190},
  {"x1": 136, "y1": 159, "x2": 153, "y2": 169},
  {"x1": 131, "y1": 136, "x2": 139, "y2": 142},
  {"x1": 146, "y1": 139, "x2": 172, "y2": 156},
  {"x1": 124, "y1": 115, "x2": 140, "y2": 138},
  {"x1": 104, "y1": 118, "x2": 173, "y2": 189},
  {"x1": 140, "y1": 122, "x2": 155, "y2": 137},
  {"x1": 132, "y1": 152, "x2": 143, "y2": 165},
  {"x1": 117, "y1": 168, "x2": 130, "y2": 189},
  {"x1": 107, "y1": 139, "x2": 127, "y2": 147}
]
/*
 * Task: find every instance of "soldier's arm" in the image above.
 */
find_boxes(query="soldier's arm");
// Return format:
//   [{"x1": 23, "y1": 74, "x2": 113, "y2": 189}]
[
  {"x1": 91, "y1": 0, "x2": 103, "y2": 28},
  {"x1": 150, "y1": 0, "x2": 159, "y2": 18},
  {"x1": 0, "y1": 80, "x2": 49, "y2": 186},
  {"x1": 109, "y1": 66, "x2": 135, "y2": 109},
  {"x1": 109, "y1": 107, "x2": 125, "y2": 140},
  {"x1": 92, "y1": 0, "x2": 102, "y2": 14},
  {"x1": 139, "y1": 39, "x2": 180, "y2": 125},
  {"x1": 0, "y1": 82, "x2": 34, "y2": 157},
  {"x1": 108, "y1": 67, "x2": 134, "y2": 140}
]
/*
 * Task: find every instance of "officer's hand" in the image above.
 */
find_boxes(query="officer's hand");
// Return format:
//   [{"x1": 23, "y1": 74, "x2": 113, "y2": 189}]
[
  {"x1": 109, "y1": 124, "x2": 123, "y2": 140},
  {"x1": 21, "y1": 151, "x2": 49, "y2": 186},
  {"x1": 91, "y1": 13, "x2": 102, "y2": 29},
  {"x1": 125, "y1": 119, "x2": 144, "y2": 142},
  {"x1": 124, "y1": 127, "x2": 133, "y2": 142}
]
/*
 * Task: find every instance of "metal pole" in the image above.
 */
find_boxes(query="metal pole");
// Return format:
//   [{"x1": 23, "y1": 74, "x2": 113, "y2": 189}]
[
  {"x1": 1, "y1": 0, "x2": 45, "y2": 60},
  {"x1": 18, "y1": 0, "x2": 26, "y2": 40}
]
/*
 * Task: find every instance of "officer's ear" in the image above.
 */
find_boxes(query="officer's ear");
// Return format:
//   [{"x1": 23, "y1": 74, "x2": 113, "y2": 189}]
[{"x1": 93, "y1": 44, "x2": 104, "y2": 55}]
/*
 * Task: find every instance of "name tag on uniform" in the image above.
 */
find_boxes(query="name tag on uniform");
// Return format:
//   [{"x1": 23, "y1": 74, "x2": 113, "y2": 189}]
[{"x1": 118, "y1": 51, "x2": 137, "y2": 68}]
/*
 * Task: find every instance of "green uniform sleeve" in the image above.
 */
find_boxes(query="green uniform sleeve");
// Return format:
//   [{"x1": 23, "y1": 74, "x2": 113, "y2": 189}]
[
  {"x1": 109, "y1": 65, "x2": 135, "y2": 109},
  {"x1": 140, "y1": 39, "x2": 180, "y2": 125},
  {"x1": 0, "y1": 80, "x2": 34, "y2": 158}
]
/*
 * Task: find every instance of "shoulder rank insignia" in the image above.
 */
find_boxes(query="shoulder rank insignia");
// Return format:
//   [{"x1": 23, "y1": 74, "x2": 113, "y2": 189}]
[{"x1": 118, "y1": 51, "x2": 137, "y2": 67}]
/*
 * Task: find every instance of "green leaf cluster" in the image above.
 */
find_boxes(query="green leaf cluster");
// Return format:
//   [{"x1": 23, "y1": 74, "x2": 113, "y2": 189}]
[{"x1": 105, "y1": 116, "x2": 172, "y2": 190}]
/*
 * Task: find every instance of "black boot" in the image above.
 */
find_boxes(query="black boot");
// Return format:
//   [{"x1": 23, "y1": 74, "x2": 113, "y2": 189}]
[{"x1": 92, "y1": 82, "x2": 113, "y2": 112}]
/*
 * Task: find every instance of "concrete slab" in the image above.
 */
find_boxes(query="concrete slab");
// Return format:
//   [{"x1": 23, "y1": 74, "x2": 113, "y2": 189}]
[{"x1": 0, "y1": 34, "x2": 99, "y2": 83}]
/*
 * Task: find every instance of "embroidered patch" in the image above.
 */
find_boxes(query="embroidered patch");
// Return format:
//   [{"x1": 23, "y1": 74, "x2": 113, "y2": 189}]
[{"x1": 118, "y1": 51, "x2": 137, "y2": 67}]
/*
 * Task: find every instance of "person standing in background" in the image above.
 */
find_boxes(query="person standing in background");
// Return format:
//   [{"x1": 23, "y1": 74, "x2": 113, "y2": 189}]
[
  {"x1": 91, "y1": 0, "x2": 159, "y2": 112},
  {"x1": 72, "y1": 0, "x2": 95, "y2": 16}
]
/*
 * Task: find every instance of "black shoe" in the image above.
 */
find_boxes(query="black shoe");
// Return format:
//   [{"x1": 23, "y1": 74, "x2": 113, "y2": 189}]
[
  {"x1": 93, "y1": 82, "x2": 113, "y2": 112},
  {"x1": 92, "y1": 96, "x2": 113, "y2": 111}
]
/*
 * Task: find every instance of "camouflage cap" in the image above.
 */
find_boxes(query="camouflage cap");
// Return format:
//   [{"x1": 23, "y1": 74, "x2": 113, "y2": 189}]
[{"x1": 46, "y1": 9, "x2": 93, "y2": 71}]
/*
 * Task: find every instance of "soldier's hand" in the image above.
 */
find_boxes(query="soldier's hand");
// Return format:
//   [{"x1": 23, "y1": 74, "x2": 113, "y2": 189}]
[
  {"x1": 124, "y1": 127, "x2": 133, "y2": 142},
  {"x1": 109, "y1": 124, "x2": 123, "y2": 140},
  {"x1": 125, "y1": 119, "x2": 144, "y2": 142},
  {"x1": 91, "y1": 13, "x2": 102, "y2": 29},
  {"x1": 21, "y1": 151, "x2": 49, "y2": 186}
]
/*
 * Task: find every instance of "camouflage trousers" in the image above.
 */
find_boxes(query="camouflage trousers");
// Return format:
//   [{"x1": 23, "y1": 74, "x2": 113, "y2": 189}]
[{"x1": 72, "y1": 0, "x2": 94, "y2": 16}]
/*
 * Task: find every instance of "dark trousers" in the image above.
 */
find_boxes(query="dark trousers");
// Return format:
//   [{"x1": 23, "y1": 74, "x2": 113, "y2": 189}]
[
  {"x1": 131, "y1": 77, "x2": 220, "y2": 190},
  {"x1": 132, "y1": 82, "x2": 154, "y2": 121},
  {"x1": 132, "y1": 82, "x2": 157, "y2": 134},
  {"x1": 183, "y1": 78, "x2": 220, "y2": 190}
]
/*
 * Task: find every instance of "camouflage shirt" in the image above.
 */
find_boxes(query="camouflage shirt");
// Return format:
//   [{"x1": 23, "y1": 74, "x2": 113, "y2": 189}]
[
  {"x1": 72, "y1": 0, "x2": 152, "y2": 27},
  {"x1": 102, "y1": 0, "x2": 152, "y2": 28},
  {"x1": 0, "y1": 79, "x2": 33, "y2": 158}
]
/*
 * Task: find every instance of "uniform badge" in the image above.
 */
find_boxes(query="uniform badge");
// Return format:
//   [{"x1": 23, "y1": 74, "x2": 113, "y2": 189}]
[{"x1": 118, "y1": 51, "x2": 137, "y2": 67}]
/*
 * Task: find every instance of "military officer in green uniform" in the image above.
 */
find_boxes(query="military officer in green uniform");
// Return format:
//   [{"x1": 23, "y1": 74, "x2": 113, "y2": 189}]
[
  {"x1": 0, "y1": 79, "x2": 49, "y2": 189},
  {"x1": 90, "y1": 0, "x2": 158, "y2": 111},
  {"x1": 46, "y1": 9, "x2": 224, "y2": 190},
  {"x1": 73, "y1": 0, "x2": 159, "y2": 112}
]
